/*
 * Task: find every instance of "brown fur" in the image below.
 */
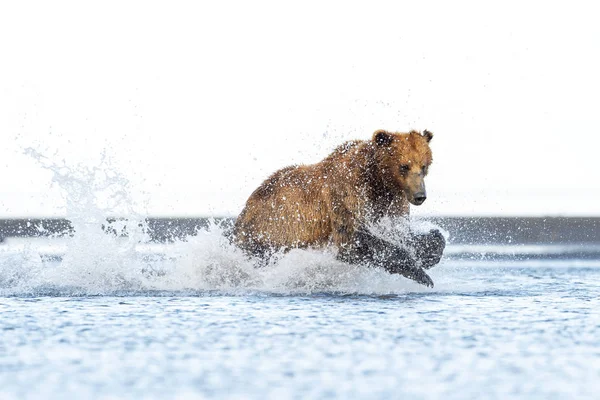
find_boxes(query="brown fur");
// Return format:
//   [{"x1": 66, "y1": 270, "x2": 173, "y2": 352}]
[{"x1": 234, "y1": 129, "x2": 434, "y2": 255}]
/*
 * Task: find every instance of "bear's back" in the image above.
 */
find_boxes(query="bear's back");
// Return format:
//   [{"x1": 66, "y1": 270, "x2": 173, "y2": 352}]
[{"x1": 234, "y1": 138, "x2": 373, "y2": 251}]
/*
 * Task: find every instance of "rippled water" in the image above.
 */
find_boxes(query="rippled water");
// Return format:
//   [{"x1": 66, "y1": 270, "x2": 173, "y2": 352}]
[{"x1": 1, "y1": 252, "x2": 599, "y2": 400}]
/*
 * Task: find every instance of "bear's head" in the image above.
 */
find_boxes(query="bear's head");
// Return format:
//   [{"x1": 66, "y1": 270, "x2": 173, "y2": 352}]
[{"x1": 372, "y1": 129, "x2": 434, "y2": 206}]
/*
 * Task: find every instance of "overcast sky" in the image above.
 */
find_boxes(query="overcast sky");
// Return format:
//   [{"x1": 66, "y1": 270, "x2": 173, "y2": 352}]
[{"x1": 1, "y1": 0, "x2": 599, "y2": 217}]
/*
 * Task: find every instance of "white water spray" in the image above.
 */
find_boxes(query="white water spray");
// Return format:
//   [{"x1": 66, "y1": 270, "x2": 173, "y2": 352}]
[{"x1": 0, "y1": 148, "x2": 448, "y2": 296}]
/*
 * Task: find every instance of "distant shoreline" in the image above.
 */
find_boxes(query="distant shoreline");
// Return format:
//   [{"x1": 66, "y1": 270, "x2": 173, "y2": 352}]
[{"x1": 1, "y1": 217, "x2": 599, "y2": 245}]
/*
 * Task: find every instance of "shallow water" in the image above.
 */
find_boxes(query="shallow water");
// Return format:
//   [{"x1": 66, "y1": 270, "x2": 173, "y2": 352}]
[
  {"x1": 2, "y1": 153, "x2": 598, "y2": 399},
  {"x1": 1, "y1": 253, "x2": 599, "y2": 400}
]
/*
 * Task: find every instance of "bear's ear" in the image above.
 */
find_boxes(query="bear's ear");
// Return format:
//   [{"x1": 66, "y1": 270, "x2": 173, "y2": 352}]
[
  {"x1": 422, "y1": 129, "x2": 433, "y2": 142},
  {"x1": 373, "y1": 130, "x2": 394, "y2": 146}
]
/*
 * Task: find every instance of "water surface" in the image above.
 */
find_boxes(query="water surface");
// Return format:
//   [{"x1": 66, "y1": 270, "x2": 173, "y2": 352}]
[{"x1": 1, "y1": 255, "x2": 598, "y2": 400}]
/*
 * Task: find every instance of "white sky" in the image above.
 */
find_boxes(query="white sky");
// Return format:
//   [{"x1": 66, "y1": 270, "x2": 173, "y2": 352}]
[{"x1": 1, "y1": 0, "x2": 599, "y2": 217}]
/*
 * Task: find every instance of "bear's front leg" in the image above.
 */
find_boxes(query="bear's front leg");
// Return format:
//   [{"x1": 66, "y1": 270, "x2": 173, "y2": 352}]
[
  {"x1": 342, "y1": 229, "x2": 434, "y2": 288},
  {"x1": 408, "y1": 229, "x2": 446, "y2": 270},
  {"x1": 384, "y1": 258, "x2": 434, "y2": 288}
]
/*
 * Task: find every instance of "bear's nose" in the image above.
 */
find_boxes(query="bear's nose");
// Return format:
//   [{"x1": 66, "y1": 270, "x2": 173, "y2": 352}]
[{"x1": 413, "y1": 193, "x2": 427, "y2": 205}]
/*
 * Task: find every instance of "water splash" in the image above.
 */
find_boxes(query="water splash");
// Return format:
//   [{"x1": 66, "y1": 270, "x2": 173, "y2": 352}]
[{"x1": 1, "y1": 149, "x2": 448, "y2": 296}]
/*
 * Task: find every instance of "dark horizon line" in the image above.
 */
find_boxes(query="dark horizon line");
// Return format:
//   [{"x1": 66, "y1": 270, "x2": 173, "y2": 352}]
[
  {"x1": 0, "y1": 214, "x2": 599, "y2": 219},
  {"x1": 1, "y1": 216, "x2": 599, "y2": 245}
]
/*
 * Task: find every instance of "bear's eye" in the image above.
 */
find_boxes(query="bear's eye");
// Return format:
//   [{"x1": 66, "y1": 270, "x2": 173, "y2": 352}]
[{"x1": 399, "y1": 165, "x2": 410, "y2": 173}]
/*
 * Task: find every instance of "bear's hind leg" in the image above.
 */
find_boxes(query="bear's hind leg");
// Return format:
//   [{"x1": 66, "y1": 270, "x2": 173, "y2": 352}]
[{"x1": 234, "y1": 236, "x2": 279, "y2": 268}]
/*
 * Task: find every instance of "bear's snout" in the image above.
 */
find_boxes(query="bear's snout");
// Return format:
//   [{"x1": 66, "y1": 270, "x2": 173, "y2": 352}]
[{"x1": 412, "y1": 192, "x2": 427, "y2": 205}]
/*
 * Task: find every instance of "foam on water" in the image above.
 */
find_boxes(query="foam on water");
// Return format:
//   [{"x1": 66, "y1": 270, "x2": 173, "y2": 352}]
[
  {"x1": 1, "y1": 148, "x2": 453, "y2": 297},
  {"x1": 0, "y1": 221, "x2": 447, "y2": 296}
]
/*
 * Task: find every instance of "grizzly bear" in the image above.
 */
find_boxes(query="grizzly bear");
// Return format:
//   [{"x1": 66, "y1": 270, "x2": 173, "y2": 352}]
[{"x1": 233, "y1": 129, "x2": 445, "y2": 287}]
